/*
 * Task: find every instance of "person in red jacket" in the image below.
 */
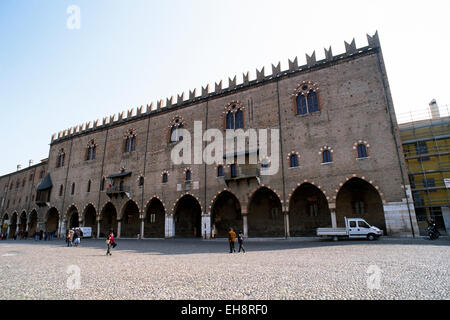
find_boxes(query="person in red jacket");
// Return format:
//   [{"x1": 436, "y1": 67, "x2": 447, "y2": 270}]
[{"x1": 106, "y1": 230, "x2": 115, "y2": 256}]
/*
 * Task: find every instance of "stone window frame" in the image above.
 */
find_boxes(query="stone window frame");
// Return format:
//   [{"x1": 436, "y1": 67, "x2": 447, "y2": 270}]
[
  {"x1": 85, "y1": 139, "x2": 98, "y2": 161},
  {"x1": 287, "y1": 151, "x2": 300, "y2": 168},
  {"x1": 319, "y1": 145, "x2": 333, "y2": 164},
  {"x1": 184, "y1": 167, "x2": 192, "y2": 182},
  {"x1": 353, "y1": 140, "x2": 371, "y2": 159},
  {"x1": 161, "y1": 170, "x2": 169, "y2": 184},
  {"x1": 56, "y1": 148, "x2": 65, "y2": 168},
  {"x1": 123, "y1": 128, "x2": 137, "y2": 153},
  {"x1": 291, "y1": 81, "x2": 321, "y2": 116},
  {"x1": 167, "y1": 116, "x2": 186, "y2": 144},
  {"x1": 223, "y1": 101, "x2": 246, "y2": 131}
]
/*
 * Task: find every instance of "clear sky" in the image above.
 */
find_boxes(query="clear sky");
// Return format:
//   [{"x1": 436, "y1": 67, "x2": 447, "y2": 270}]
[{"x1": 1, "y1": 0, "x2": 449, "y2": 176}]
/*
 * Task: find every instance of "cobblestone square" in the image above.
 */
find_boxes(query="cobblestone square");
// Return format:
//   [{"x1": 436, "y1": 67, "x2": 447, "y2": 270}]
[{"x1": 0, "y1": 238, "x2": 448, "y2": 300}]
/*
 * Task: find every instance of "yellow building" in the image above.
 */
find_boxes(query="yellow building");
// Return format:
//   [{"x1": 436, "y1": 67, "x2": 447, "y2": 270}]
[{"x1": 399, "y1": 100, "x2": 450, "y2": 235}]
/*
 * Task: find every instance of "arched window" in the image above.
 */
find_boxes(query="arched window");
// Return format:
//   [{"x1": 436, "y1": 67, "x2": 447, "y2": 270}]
[
  {"x1": 225, "y1": 107, "x2": 244, "y2": 130},
  {"x1": 294, "y1": 82, "x2": 320, "y2": 115},
  {"x1": 185, "y1": 170, "x2": 191, "y2": 181},
  {"x1": 226, "y1": 111, "x2": 234, "y2": 129},
  {"x1": 235, "y1": 109, "x2": 243, "y2": 129},
  {"x1": 130, "y1": 135, "x2": 136, "y2": 151},
  {"x1": 290, "y1": 154, "x2": 299, "y2": 168},
  {"x1": 322, "y1": 150, "x2": 332, "y2": 163},
  {"x1": 124, "y1": 130, "x2": 137, "y2": 152},
  {"x1": 162, "y1": 173, "x2": 168, "y2": 183},
  {"x1": 217, "y1": 165, "x2": 223, "y2": 177},
  {"x1": 71, "y1": 183, "x2": 75, "y2": 195},
  {"x1": 100, "y1": 177, "x2": 105, "y2": 191},
  {"x1": 124, "y1": 137, "x2": 130, "y2": 152},
  {"x1": 87, "y1": 180, "x2": 91, "y2": 193},
  {"x1": 170, "y1": 122, "x2": 184, "y2": 142},
  {"x1": 138, "y1": 176, "x2": 144, "y2": 186},
  {"x1": 296, "y1": 95, "x2": 308, "y2": 115},
  {"x1": 57, "y1": 150, "x2": 65, "y2": 168},
  {"x1": 59, "y1": 185, "x2": 64, "y2": 196},
  {"x1": 86, "y1": 142, "x2": 96, "y2": 161},
  {"x1": 357, "y1": 144, "x2": 368, "y2": 158}
]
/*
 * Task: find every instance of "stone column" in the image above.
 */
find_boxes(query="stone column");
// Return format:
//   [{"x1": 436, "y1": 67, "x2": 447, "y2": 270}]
[
  {"x1": 16, "y1": 224, "x2": 20, "y2": 237},
  {"x1": 96, "y1": 220, "x2": 101, "y2": 239},
  {"x1": 201, "y1": 215, "x2": 211, "y2": 239},
  {"x1": 243, "y1": 215, "x2": 248, "y2": 238},
  {"x1": 165, "y1": 215, "x2": 175, "y2": 238},
  {"x1": 7, "y1": 224, "x2": 11, "y2": 238},
  {"x1": 284, "y1": 208, "x2": 290, "y2": 238},
  {"x1": 140, "y1": 219, "x2": 145, "y2": 239},
  {"x1": 117, "y1": 220, "x2": 121, "y2": 239},
  {"x1": 329, "y1": 203, "x2": 337, "y2": 228},
  {"x1": 59, "y1": 220, "x2": 67, "y2": 239}
]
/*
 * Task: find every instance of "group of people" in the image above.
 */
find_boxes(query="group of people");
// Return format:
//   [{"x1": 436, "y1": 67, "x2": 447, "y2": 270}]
[
  {"x1": 228, "y1": 228, "x2": 245, "y2": 253},
  {"x1": 65, "y1": 228, "x2": 83, "y2": 247}
]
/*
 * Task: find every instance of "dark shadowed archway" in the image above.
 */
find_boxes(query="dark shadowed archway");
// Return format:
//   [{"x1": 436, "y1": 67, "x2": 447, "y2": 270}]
[
  {"x1": 46, "y1": 208, "x2": 59, "y2": 234},
  {"x1": 100, "y1": 202, "x2": 117, "y2": 238},
  {"x1": 336, "y1": 178, "x2": 386, "y2": 233},
  {"x1": 289, "y1": 183, "x2": 331, "y2": 236},
  {"x1": 248, "y1": 187, "x2": 283, "y2": 237},
  {"x1": 211, "y1": 191, "x2": 242, "y2": 238},
  {"x1": 145, "y1": 198, "x2": 165, "y2": 238},
  {"x1": 9, "y1": 213, "x2": 18, "y2": 238},
  {"x1": 20, "y1": 211, "x2": 27, "y2": 232},
  {"x1": 174, "y1": 195, "x2": 202, "y2": 238},
  {"x1": 67, "y1": 206, "x2": 79, "y2": 229},
  {"x1": 28, "y1": 210, "x2": 38, "y2": 235},
  {"x1": 83, "y1": 204, "x2": 97, "y2": 237},
  {"x1": 121, "y1": 200, "x2": 141, "y2": 238}
]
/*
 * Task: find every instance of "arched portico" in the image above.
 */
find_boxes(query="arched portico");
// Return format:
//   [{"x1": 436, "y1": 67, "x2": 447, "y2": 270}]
[
  {"x1": 248, "y1": 187, "x2": 284, "y2": 237},
  {"x1": 289, "y1": 183, "x2": 331, "y2": 236},
  {"x1": 336, "y1": 177, "x2": 387, "y2": 233},
  {"x1": 173, "y1": 194, "x2": 202, "y2": 238},
  {"x1": 144, "y1": 198, "x2": 165, "y2": 238},
  {"x1": 100, "y1": 202, "x2": 118, "y2": 238},
  {"x1": 210, "y1": 191, "x2": 242, "y2": 238}
]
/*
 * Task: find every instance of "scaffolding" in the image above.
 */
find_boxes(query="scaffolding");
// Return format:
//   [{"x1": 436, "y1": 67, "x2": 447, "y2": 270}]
[{"x1": 398, "y1": 104, "x2": 450, "y2": 233}]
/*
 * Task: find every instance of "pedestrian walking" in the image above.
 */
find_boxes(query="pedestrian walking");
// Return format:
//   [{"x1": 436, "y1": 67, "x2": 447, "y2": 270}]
[
  {"x1": 68, "y1": 229, "x2": 74, "y2": 247},
  {"x1": 228, "y1": 228, "x2": 236, "y2": 253},
  {"x1": 238, "y1": 231, "x2": 245, "y2": 253},
  {"x1": 73, "y1": 229, "x2": 80, "y2": 247},
  {"x1": 106, "y1": 230, "x2": 115, "y2": 256}
]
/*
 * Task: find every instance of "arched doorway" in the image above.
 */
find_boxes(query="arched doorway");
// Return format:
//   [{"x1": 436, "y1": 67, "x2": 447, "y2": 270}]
[
  {"x1": 289, "y1": 183, "x2": 331, "y2": 236},
  {"x1": 145, "y1": 198, "x2": 165, "y2": 238},
  {"x1": 20, "y1": 211, "x2": 27, "y2": 232},
  {"x1": 100, "y1": 202, "x2": 117, "y2": 238},
  {"x1": 46, "y1": 208, "x2": 59, "y2": 238},
  {"x1": 174, "y1": 195, "x2": 202, "y2": 238},
  {"x1": 120, "y1": 200, "x2": 141, "y2": 238},
  {"x1": 83, "y1": 204, "x2": 97, "y2": 237},
  {"x1": 211, "y1": 191, "x2": 242, "y2": 238},
  {"x1": 28, "y1": 211, "x2": 38, "y2": 235},
  {"x1": 248, "y1": 187, "x2": 284, "y2": 237},
  {"x1": 9, "y1": 213, "x2": 18, "y2": 239},
  {"x1": 67, "y1": 206, "x2": 79, "y2": 229},
  {"x1": 336, "y1": 178, "x2": 387, "y2": 233}
]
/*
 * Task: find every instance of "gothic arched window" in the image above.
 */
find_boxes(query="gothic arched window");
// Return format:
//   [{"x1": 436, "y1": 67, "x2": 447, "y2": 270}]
[{"x1": 294, "y1": 82, "x2": 320, "y2": 116}]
